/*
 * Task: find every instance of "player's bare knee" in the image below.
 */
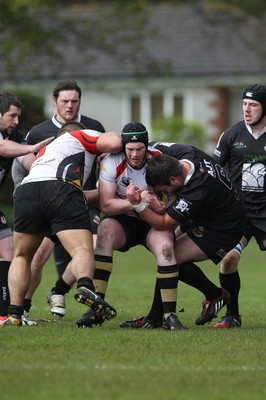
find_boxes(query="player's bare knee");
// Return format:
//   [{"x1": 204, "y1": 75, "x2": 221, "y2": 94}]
[
  {"x1": 220, "y1": 252, "x2": 239, "y2": 273},
  {"x1": 161, "y1": 243, "x2": 175, "y2": 262}
]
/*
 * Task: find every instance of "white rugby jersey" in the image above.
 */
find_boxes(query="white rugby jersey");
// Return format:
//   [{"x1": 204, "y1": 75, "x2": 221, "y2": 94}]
[
  {"x1": 22, "y1": 129, "x2": 102, "y2": 189},
  {"x1": 100, "y1": 146, "x2": 161, "y2": 216}
]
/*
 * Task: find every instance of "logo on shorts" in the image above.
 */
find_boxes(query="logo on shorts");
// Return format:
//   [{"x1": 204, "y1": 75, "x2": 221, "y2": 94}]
[
  {"x1": 192, "y1": 226, "x2": 204, "y2": 237},
  {"x1": 93, "y1": 215, "x2": 101, "y2": 225},
  {"x1": 216, "y1": 248, "x2": 228, "y2": 259},
  {"x1": 0, "y1": 215, "x2": 7, "y2": 224}
]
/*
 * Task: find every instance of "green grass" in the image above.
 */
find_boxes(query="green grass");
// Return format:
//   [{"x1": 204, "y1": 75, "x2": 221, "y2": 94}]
[{"x1": 0, "y1": 227, "x2": 266, "y2": 399}]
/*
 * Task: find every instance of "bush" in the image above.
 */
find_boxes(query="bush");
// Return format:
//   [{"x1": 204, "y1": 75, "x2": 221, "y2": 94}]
[{"x1": 152, "y1": 116, "x2": 206, "y2": 150}]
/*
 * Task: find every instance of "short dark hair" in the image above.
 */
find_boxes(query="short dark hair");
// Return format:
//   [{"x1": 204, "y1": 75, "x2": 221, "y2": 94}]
[
  {"x1": 146, "y1": 154, "x2": 182, "y2": 187},
  {"x1": 53, "y1": 80, "x2": 82, "y2": 99},
  {"x1": 0, "y1": 92, "x2": 23, "y2": 115},
  {"x1": 57, "y1": 121, "x2": 86, "y2": 137}
]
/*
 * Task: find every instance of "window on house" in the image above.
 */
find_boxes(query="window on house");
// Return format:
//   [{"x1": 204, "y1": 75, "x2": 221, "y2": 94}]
[
  {"x1": 174, "y1": 96, "x2": 183, "y2": 117},
  {"x1": 131, "y1": 96, "x2": 140, "y2": 121},
  {"x1": 151, "y1": 94, "x2": 163, "y2": 122},
  {"x1": 130, "y1": 93, "x2": 183, "y2": 123}
]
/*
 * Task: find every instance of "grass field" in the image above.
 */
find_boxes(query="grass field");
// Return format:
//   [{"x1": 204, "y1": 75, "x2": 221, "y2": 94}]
[{"x1": 0, "y1": 206, "x2": 266, "y2": 399}]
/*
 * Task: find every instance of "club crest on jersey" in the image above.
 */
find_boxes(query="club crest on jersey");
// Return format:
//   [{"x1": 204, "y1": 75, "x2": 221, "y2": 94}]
[
  {"x1": 173, "y1": 198, "x2": 190, "y2": 213},
  {"x1": 233, "y1": 142, "x2": 246, "y2": 149},
  {"x1": 121, "y1": 177, "x2": 131, "y2": 187}
]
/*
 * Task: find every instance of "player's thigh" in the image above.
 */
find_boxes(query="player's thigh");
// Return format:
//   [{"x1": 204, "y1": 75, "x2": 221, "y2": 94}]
[
  {"x1": 174, "y1": 234, "x2": 208, "y2": 264},
  {"x1": 96, "y1": 218, "x2": 126, "y2": 250},
  {"x1": 13, "y1": 231, "x2": 44, "y2": 261},
  {"x1": 56, "y1": 229, "x2": 93, "y2": 258}
]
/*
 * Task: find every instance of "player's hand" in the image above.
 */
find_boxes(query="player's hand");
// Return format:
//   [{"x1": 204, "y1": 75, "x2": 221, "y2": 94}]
[
  {"x1": 140, "y1": 190, "x2": 166, "y2": 214},
  {"x1": 126, "y1": 183, "x2": 142, "y2": 205},
  {"x1": 33, "y1": 136, "x2": 54, "y2": 153}
]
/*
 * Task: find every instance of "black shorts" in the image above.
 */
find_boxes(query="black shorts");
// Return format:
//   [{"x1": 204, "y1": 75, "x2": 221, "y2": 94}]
[
  {"x1": 186, "y1": 225, "x2": 243, "y2": 264},
  {"x1": 244, "y1": 219, "x2": 266, "y2": 251},
  {"x1": 0, "y1": 209, "x2": 13, "y2": 239},
  {"x1": 13, "y1": 181, "x2": 91, "y2": 234},
  {"x1": 102, "y1": 214, "x2": 151, "y2": 252}
]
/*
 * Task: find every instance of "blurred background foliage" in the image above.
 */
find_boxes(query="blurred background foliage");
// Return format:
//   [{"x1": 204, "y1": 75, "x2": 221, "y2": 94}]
[{"x1": 152, "y1": 117, "x2": 206, "y2": 148}]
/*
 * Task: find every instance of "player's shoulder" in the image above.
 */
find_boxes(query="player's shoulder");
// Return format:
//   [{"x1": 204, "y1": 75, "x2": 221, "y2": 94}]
[
  {"x1": 102, "y1": 150, "x2": 124, "y2": 164},
  {"x1": 80, "y1": 115, "x2": 105, "y2": 133},
  {"x1": 147, "y1": 145, "x2": 162, "y2": 157},
  {"x1": 30, "y1": 119, "x2": 54, "y2": 132},
  {"x1": 223, "y1": 120, "x2": 246, "y2": 137},
  {"x1": 27, "y1": 119, "x2": 57, "y2": 144}
]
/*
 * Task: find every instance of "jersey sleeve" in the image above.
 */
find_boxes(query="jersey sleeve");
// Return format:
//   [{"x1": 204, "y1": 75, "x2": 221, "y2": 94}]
[
  {"x1": 213, "y1": 131, "x2": 230, "y2": 166},
  {"x1": 70, "y1": 129, "x2": 102, "y2": 153},
  {"x1": 99, "y1": 154, "x2": 117, "y2": 183},
  {"x1": 166, "y1": 197, "x2": 193, "y2": 224}
]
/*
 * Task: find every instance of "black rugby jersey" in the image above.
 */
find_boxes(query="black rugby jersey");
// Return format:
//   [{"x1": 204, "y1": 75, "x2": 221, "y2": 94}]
[
  {"x1": 0, "y1": 129, "x2": 24, "y2": 189},
  {"x1": 213, "y1": 120, "x2": 266, "y2": 220},
  {"x1": 150, "y1": 141, "x2": 245, "y2": 234}
]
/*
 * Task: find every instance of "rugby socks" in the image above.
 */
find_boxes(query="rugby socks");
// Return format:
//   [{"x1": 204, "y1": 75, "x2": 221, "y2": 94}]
[
  {"x1": 0, "y1": 261, "x2": 10, "y2": 316},
  {"x1": 157, "y1": 264, "x2": 179, "y2": 315},
  {"x1": 146, "y1": 278, "x2": 164, "y2": 322},
  {"x1": 219, "y1": 271, "x2": 240, "y2": 315},
  {"x1": 23, "y1": 298, "x2": 32, "y2": 314},
  {"x1": 8, "y1": 304, "x2": 24, "y2": 318},
  {"x1": 76, "y1": 277, "x2": 95, "y2": 291},
  {"x1": 51, "y1": 277, "x2": 71, "y2": 295},
  {"x1": 179, "y1": 262, "x2": 222, "y2": 299},
  {"x1": 93, "y1": 254, "x2": 113, "y2": 299}
]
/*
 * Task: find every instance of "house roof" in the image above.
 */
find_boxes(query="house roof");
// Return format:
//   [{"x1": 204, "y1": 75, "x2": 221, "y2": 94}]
[{"x1": 1, "y1": 3, "x2": 266, "y2": 81}]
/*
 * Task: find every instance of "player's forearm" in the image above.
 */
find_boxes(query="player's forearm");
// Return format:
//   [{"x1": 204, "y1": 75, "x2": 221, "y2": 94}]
[
  {"x1": 100, "y1": 198, "x2": 134, "y2": 215},
  {"x1": 0, "y1": 141, "x2": 34, "y2": 157},
  {"x1": 136, "y1": 207, "x2": 169, "y2": 230}
]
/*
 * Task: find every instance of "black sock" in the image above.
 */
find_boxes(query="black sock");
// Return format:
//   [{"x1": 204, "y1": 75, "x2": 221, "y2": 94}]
[
  {"x1": 77, "y1": 277, "x2": 94, "y2": 291},
  {"x1": 23, "y1": 298, "x2": 32, "y2": 313},
  {"x1": 0, "y1": 261, "x2": 10, "y2": 316},
  {"x1": 146, "y1": 278, "x2": 164, "y2": 322},
  {"x1": 219, "y1": 271, "x2": 240, "y2": 315},
  {"x1": 52, "y1": 277, "x2": 71, "y2": 295},
  {"x1": 8, "y1": 304, "x2": 24, "y2": 317},
  {"x1": 179, "y1": 262, "x2": 222, "y2": 299}
]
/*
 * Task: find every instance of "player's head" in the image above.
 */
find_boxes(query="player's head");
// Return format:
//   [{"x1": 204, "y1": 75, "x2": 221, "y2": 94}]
[
  {"x1": 52, "y1": 80, "x2": 82, "y2": 123},
  {"x1": 146, "y1": 154, "x2": 183, "y2": 193},
  {"x1": 121, "y1": 122, "x2": 149, "y2": 148},
  {"x1": 121, "y1": 122, "x2": 149, "y2": 169},
  {"x1": 57, "y1": 121, "x2": 86, "y2": 137},
  {"x1": 0, "y1": 92, "x2": 23, "y2": 135},
  {"x1": 53, "y1": 80, "x2": 82, "y2": 99},
  {"x1": 242, "y1": 84, "x2": 266, "y2": 124}
]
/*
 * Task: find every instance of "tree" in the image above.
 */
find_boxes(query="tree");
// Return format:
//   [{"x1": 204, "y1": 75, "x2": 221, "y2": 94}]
[
  {"x1": 1, "y1": 1, "x2": 265, "y2": 80},
  {"x1": 0, "y1": 1, "x2": 163, "y2": 79}
]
